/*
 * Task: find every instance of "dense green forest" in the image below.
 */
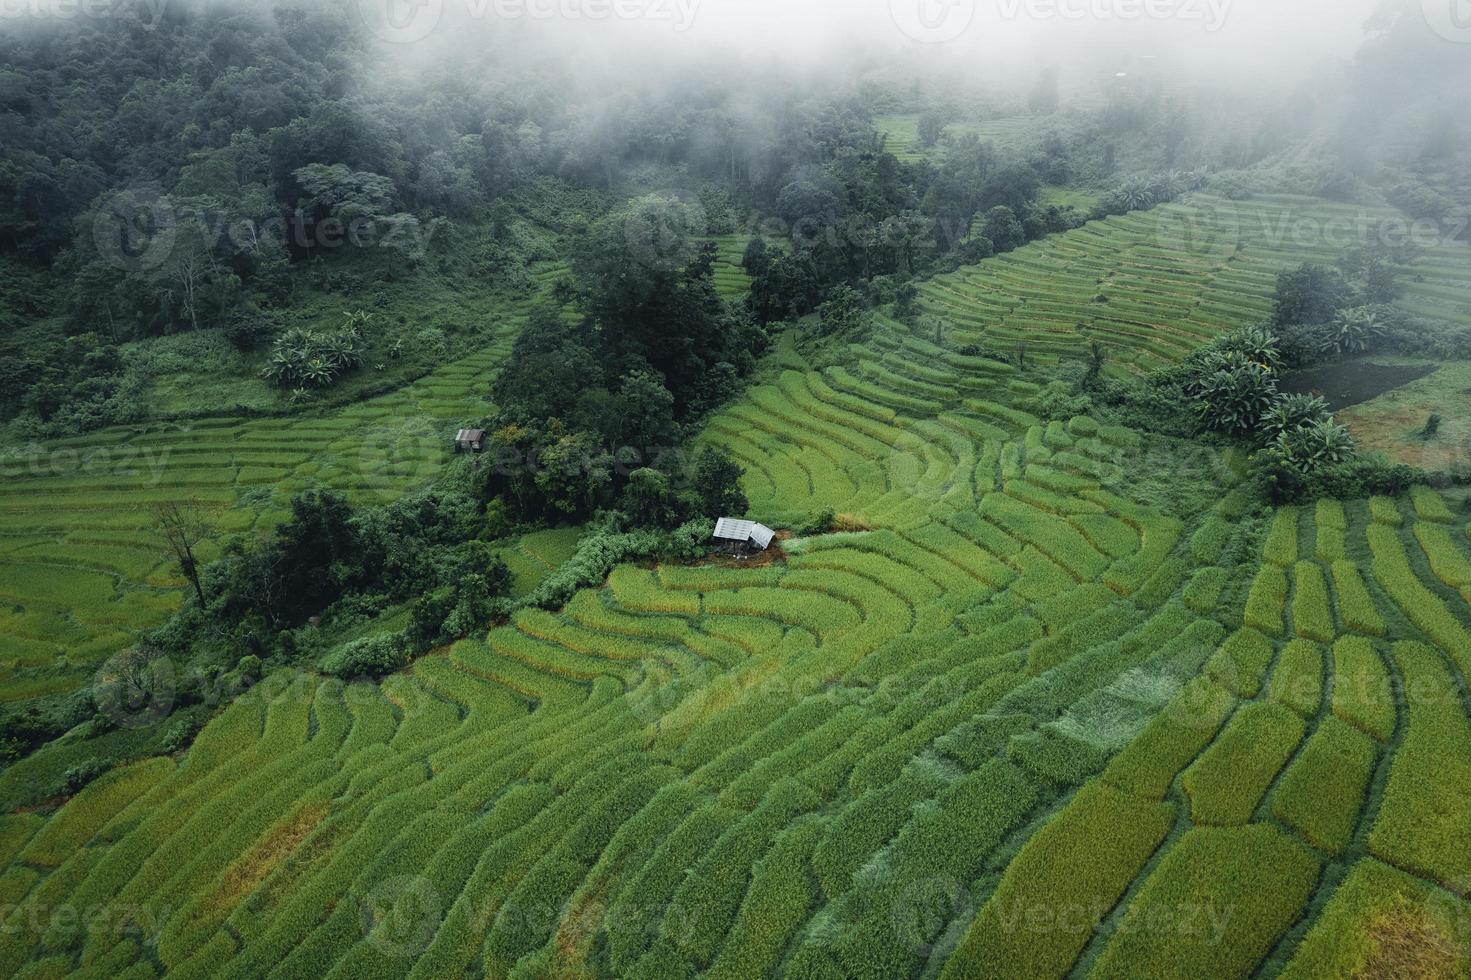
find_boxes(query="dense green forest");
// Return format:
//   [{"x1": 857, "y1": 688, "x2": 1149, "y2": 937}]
[{"x1": 1, "y1": 0, "x2": 1471, "y2": 976}]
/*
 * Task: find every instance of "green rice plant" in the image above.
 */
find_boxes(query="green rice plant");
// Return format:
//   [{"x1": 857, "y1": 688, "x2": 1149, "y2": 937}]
[
  {"x1": 1006, "y1": 727, "x2": 1113, "y2": 784},
  {"x1": 606, "y1": 565, "x2": 703, "y2": 612},
  {"x1": 1368, "y1": 641, "x2": 1471, "y2": 891},
  {"x1": 1330, "y1": 560, "x2": 1386, "y2": 636},
  {"x1": 1182, "y1": 701, "x2": 1305, "y2": 825},
  {"x1": 1103, "y1": 676, "x2": 1237, "y2": 800},
  {"x1": 1067, "y1": 415, "x2": 1101, "y2": 438},
  {"x1": 786, "y1": 759, "x2": 1039, "y2": 978},
  {"x1": 704, "y1": 818, "x2": 823, "y2": 980},
  {"x1": 17, "y1": 759, "x2": 172, "y2": 868},
  {"x1": 1316, "y1": 498, "x2": 1348, "y2": 532},
  {"x1": 1204, "y1": 628, "x2": 1275, "y2": 698},
  {"x1": 1368, "y1": 524, "x2": 1471, "y2": 680},
  {"x1": 1189, "y1": 512, "x2": 1232, "y2": 564},
  {"x1": 1410, "y1": 485, "x2": 1456, "y2": 524},
  {"x1": 1291, "y1": 561, "x2": 1335, "y2": 643},
  {"x1": 1279, "y1": 858, "x2": 1471, "y2": 979},
  {"x1": 846, "y1": 671, "x2": 1023, "y2": 796},
  {"x1": 1134, "y1": 557, "x2": 1190, "y2": 610},
  {"x1": 659, "y1": 779, "x2": 819, "y2": 968},
  {"x1": 702, "y1": 586, "x2": 860, "y2": 636},
  {"x1": 1031, "y1": 582, "x2": 1118, "y2": 631},
  {"x1": 812, "y1": 761, "x2": 949, "y2": 899},
  {"x1": 1091, "y1": 825, "x2": 1318, "y2": 980},
  {"x1": 1074, "y1": 514, "x2": 1140, "y2": 560},
  {"x1": 1183, "y1": 567, "x2": 1230, "y2": 615},
  {"x1": 1271, "y1": 715, "x2": 1375, "y2": 854},
  {"x1": 1270, "y1": 638, "x2": 1323, "y2": 717},
  {"x1": 1330, "y1": 637, "x2": 1396, "y2": 741},
  {"x1": 1243, "y1": 564, "x2": 1288, "y2": 636},
  {"x1": 1315, "y1": 524, "x2": 1347, "y2": 563},
  {"x1": 1414, "y1": 521, "x2": 1471, "y2": 591},
  {"x1": 1263, "y1": 508, "x2": 1299, "y2": 567},
  {"x1": 1103, "y1": 514, "x2": 1183, "y2": 597},
  {"x1": 1369, "y1": 495, "x2": 1403, "y2": 527},
  {"x1": 0, "y1": 563, "x2": 117, "y2": 609},
  {"x1": 940, "y1": 782, "x2": 1175, "y2": 980}
]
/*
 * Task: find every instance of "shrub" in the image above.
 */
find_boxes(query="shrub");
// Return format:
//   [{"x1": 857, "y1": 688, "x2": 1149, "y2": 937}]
[
  {"x1": 1271, "y1": 716, "x2": 1375, "y2": 855},
  {"x1": 261, "y1": 324, "x2": 365, "y2": 390},
  {"x1": 321, "y1": 633, "x2": 405, "y2": 679}
]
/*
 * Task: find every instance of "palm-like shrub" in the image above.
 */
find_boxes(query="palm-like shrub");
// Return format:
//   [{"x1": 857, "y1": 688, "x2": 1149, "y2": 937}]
[
  {"x1": 262, "y1": 324, "x2": 366, "y2": 390},
  {"x1": 1322, "y1": 306, "x2": 1387, "y2": 356},
  {"x1": 1272, "y1": 419, "x2": 1356, "y2": 472},
  {"x1": 1191, "y1": 352, "x2": 1280, "y2": 435},
  {"x1": 1263, "y1": 393, "x2": 1331, "y2": 441}
]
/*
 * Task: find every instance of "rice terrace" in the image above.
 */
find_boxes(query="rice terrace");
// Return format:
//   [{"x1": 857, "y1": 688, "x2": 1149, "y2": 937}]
[{"x1": 2, "y1": 1, "x2": 1471, "y2": 978}]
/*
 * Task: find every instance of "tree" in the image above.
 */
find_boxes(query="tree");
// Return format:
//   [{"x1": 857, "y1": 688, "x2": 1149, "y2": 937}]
[
  {"x1": 981, "y1": 206, "x2": 1026, "y2": 253},
  {"x1": 916, "y1": 111, "x2": 948, "y2": 149},
  {"x1": 612, "y1": 370, "x2": 676, "y2": 454},
  {"x1": 815, "y1": 286, "x2": 871, "y2": 338},
  {"x1": 1029, "y1": 67, "x2": 1060, "y2": 115},
  {"x1": 1272, "y1": 264, "x2": 1353, "y2": 327},
  {"x1": 155, "y1": 502, "x2": 209, "y2": 606},
  {"x1": 1191, "y1": 352, "x2": 1280, "y2": 436},
  {"x1": 622, "y1": 468, "x2": 681, "y2": 528},
  {"x1": 688, "y1": 447, "x2": 747, "y2": 518}
]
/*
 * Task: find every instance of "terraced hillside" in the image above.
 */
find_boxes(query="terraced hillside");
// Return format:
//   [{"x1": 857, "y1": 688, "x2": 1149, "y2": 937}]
[
  {"x1": 875, "y1": 114, "x2": 1044, "y2": 162},
  {"x1": 0, "y1": 262, "x2": 571, "y2": 704},
  {"x1": 919, "y1": 194, "x2": 1471, "y2": 374},
  {"x1": 5, "y1": 311, "x2": 1468, "y2": 978}
]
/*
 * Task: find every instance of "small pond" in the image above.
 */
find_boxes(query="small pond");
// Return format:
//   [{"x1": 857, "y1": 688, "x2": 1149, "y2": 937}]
[{"x1": 1279, "y1": 361, "x2": 1439, "y2": 412}]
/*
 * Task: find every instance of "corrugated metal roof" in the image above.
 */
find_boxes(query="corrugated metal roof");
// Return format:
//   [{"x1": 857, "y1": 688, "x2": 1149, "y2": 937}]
[
  {"x1": 748, "y1": 523, "x2": 775, "y2": 549},
  {"x1": 713, "y1": 517, "x2": 754, "y2": 542}
]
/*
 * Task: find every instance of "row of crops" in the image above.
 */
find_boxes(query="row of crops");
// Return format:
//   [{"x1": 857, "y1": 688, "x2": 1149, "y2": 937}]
[
  {"x1": 6, "y1": 291, "x2": 1469, "y2": 977},
  {"x1": 918, "y1": 193, "x2": 1471, "y2": 374},
  {"x1": 0, "y1": 263, "x2": 572, "y2": 704}
]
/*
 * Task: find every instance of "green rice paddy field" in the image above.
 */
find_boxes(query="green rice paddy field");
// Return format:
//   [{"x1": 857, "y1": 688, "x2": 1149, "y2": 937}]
[
  {"x1": 0, "y1": 261, "x2": 573, "y2": 705},
  {"x1": 919, "y1": 193, "x2": 1471, "y2": 375},
  {"x1": 2, "y1": 198, "x2": 1471, "y2": 977}
]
